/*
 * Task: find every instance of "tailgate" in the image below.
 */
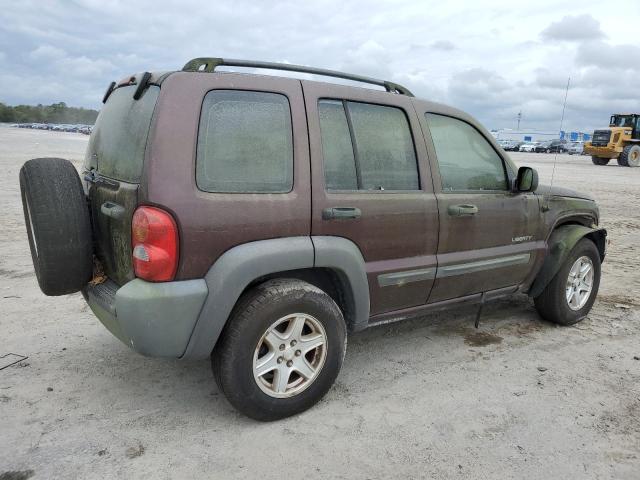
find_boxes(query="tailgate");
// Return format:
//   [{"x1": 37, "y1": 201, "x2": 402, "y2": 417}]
[
  {"x1": 84, "y1": 82, "x2": 159, "y2": 285},
  {"x1": 86, "y1": 178, "x2": 138, "y2": 285}
]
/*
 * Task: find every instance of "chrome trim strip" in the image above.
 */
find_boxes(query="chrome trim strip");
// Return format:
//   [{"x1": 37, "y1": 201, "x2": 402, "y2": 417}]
[
  {"x1": 437, "y1": 253, "x2": 531, "y2": 278},
  {"x1": 378, "y1": 267, "x2": 436, "y2": 287}
]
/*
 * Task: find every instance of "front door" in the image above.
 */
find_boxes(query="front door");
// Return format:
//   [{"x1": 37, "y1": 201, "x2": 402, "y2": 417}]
[
  {"x1": 417, "y1": 111, "x2": 544, "y2": 303},
  {"x1": 303, "y1": 81, "x2": 439, "y2": 316}
]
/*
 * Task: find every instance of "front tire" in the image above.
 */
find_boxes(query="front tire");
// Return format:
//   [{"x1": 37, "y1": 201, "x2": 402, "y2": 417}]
[
  {"x1": 534, "y1": 238, "x2": 601, "y2": 325},
  {"x1": 212, "y1": 279, "x2": 347, "y2": 421},
  {"x1": 591, "y1": 156, "x2": 610, "y2": 166},
  {"x1": 619, "y1": 144, "x2": 640, "y2": 167}
]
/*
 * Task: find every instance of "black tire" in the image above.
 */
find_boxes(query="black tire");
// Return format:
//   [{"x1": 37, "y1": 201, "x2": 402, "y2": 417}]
[
  {"x1": 618, "y1": 144, "x2": 640, "y2": 167},
  {"x1": 19, "y1": 158, "x2": 93, "y2": 296},
  {"x1": 591, "y1": 156, "x2": 610, "y2": 166},
  {"x1": 534, "y1": 238, "x2": 601, "y2": 326},
  {"x1": 212, "y1": 279, "x2": 347, "y2": 421}
]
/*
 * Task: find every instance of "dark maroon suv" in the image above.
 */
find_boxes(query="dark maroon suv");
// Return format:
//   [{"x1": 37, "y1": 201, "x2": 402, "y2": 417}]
[{"x1": 19, "y1": 57, "x2": 606, "y2": 420}]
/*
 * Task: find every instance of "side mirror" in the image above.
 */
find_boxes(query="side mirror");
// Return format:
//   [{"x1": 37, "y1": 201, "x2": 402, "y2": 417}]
[{"x1": 515, "y1": 166, "x2": 538, "y2": 192}]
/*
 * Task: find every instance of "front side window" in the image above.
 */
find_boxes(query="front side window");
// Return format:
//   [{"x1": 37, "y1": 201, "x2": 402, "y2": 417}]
[
  {"x1": 196, "y1": 90, "x2": 293, "y2": 193},
  {"x1": 425, "y1": 113, "x2": 507, "y2": 191},
  {"x1": 318, "y1": 99, "x2": 419, "y2": 191}
]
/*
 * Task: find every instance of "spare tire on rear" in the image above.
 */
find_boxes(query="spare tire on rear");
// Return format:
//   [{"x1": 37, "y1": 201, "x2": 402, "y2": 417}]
[{"x1": 19, "y1": 158, "x2": 93, "y2": 296}]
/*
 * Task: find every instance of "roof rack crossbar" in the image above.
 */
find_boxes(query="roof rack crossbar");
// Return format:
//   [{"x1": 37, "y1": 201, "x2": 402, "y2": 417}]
[{"x1": 182, "y1": 57, "x2": 414, "y2": 96}]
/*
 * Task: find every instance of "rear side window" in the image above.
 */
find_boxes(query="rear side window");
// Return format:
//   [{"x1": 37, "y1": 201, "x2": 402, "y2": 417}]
[
  {"x1": 196, "y1": 90, "x2": 293, "y2": 193},
  {"x1": 425, "y1": 113, "x2": 507, "y2": 191},
  {"x1": 318, "y1": 100, "x2": 419, "y2": 191},
  {"x1": 86, "y1": 85, "x2": 159, "y2": 182}
]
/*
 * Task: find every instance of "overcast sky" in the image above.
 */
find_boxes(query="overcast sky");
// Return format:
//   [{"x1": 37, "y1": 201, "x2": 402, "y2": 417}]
[{"x1": 1, "y1": 0, "x2": 639, "y2": 132}]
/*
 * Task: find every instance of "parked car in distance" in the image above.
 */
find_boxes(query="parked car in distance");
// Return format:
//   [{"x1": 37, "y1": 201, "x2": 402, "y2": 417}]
[
  {"x1": 11, "y1": 123, "x2": 93, "y2": 134},
  {"x1": 536, "y1": 139, "x2": 568, "y2": 153},
  {"x1": 505, "y1": 141, "x2": 524, "y2": 151},
  {"x1": 567, "y1": 142, "x2": 584, "y2": 155},
  {"x1": 19, "y1": 57, "x2": 607, "y2": 421},
  {"x1": 497, "y1": 140, "x2": 522, "y2": 151},
  {"x1": 519, "y1": 142, "x2": 540, "y2": 152}
]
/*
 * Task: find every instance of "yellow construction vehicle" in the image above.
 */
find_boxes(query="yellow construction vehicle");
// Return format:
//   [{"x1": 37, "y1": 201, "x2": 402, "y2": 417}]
[{"x1": 584, "y1": 113, "x2": 640, "y2": 167}]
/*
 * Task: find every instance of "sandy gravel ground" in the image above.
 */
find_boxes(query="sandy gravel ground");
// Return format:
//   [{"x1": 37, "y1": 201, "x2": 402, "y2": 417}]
[{"x1": 1, "y1": 124, "x2": 639, "y2": 480}]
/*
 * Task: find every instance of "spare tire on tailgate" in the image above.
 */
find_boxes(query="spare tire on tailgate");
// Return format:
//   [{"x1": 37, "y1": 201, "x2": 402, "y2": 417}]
[{"x1": 19, "y1": 158, "x2": 93, "y2": 296}]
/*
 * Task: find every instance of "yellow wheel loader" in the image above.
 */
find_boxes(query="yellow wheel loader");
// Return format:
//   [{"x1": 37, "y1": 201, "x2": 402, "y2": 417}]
[{"x1": 584, "y1": 114, "x2": 640, "y2": 167}]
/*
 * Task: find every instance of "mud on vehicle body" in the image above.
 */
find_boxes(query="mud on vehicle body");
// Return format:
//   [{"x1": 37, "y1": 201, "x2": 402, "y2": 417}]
[{"x1": 19, "y1": 57, "x2": 606, "y2": 420}]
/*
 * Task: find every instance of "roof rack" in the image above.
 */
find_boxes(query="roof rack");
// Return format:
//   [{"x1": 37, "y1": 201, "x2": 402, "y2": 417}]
[{"x1": 182, "y1": 57, "x2": 414, "y2": 96}]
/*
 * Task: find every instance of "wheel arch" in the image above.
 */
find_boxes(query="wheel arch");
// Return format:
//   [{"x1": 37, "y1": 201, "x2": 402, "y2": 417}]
[
  {"x1": 529, "y1": 224, "x2": 606, "y2": 298},
  {"x1": 182, "y1": 236, "x2": 369, "y2": 359}
]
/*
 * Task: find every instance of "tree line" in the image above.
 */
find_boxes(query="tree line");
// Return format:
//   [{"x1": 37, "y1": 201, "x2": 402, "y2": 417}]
[{"x1": 0, "y1": 102, "x2": 99, "y2": 125}]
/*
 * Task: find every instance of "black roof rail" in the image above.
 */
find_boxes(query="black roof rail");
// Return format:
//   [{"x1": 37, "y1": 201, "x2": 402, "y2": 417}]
[{"x1": 182, "y1": 57, "x2": 414, "y2": 96}]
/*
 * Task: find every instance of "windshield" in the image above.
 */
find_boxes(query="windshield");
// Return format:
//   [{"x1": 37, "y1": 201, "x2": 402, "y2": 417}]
[{"x1": 610, "y1": 115, "x2": 635, "y2": 128}]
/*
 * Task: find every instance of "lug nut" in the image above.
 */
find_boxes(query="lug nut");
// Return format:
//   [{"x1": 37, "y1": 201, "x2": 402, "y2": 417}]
[
  {"x1": 290, "y1": 340, "x2": 297, "y2": 347},
  {"x1": 279, "y1": 344, "x2": 285, "y2": 351},
  {"x1": 286, "y1": 360, "x2": 293, "y2": 367},
  {"x1": 295, "y1": 350, "x2": 302, "y2": 357},
  {"x1": 277, "y1": 357, "x2": 284, "y2": 364}
]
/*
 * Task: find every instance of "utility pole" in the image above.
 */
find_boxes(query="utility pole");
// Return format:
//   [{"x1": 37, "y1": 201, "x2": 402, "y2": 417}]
[{"x1": 517, "y1": 111, "x2": 522, "y2": 130}]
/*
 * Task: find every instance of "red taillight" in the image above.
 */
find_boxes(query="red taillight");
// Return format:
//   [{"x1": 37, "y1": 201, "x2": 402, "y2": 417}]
[{"x1": 131, "y1": 206, "x2": 179, "y2": 282}]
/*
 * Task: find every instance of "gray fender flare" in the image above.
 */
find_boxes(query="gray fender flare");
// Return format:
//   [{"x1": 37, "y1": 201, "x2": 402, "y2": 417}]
[
  {"x1": 312, "y1": 236, "x2": 370, "y2": 332},
  {"x1": 182, "y1": 236, "x2": 370, "y2": 359},
  {"x1": 528, "y1": 224, "x2": 607, "y2": 298}
]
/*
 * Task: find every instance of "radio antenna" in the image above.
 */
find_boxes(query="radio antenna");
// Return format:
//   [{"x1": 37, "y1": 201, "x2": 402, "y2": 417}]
[{"x1": 549, "y1": 77, "x2": 571, "y2": 192}]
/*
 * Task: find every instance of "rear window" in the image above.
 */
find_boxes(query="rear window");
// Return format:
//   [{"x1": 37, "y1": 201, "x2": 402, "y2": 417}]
[
  {"x1": 85, "y1": 85, "x2": 159, "y2": 182},
  {"x1": 196, "y1": 90, "x2": 293, "y2": 193}
]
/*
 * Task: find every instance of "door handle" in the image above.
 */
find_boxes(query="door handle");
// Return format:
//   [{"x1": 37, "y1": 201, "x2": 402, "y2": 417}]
[
  {"x1": 322, "y1": 207, "x2": 362, "y2": 220},
  {"x1": 448, "y1": 204, "x2": 478, "y2": 217}
]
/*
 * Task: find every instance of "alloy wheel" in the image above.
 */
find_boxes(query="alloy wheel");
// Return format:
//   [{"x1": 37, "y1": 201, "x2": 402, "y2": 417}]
[
  {"x1": 253, "y1": 313, "x2": 327, "y2": 398},
  {"x1": 565, "y1": 256, "x2": 594, "y2": 311}
]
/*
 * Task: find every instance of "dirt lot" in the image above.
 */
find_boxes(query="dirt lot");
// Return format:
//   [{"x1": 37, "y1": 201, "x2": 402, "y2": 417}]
[{"x1": 1, "y1": 124, "x2": 639, "y2": 480}]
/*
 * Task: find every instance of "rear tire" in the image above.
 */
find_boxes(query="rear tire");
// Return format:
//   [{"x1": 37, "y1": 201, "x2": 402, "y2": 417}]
[
  {"x1": 534, "y1": 238, "x2": 601, "y2": 325},
  {"x1": 591, "y1": 156, "x2": 610, "y2": 166},
  {"x1": 19, "y1": 158, "x2": 93, "y2": 295},
  {"x1": 619, "y1": 144, "x2": 640, "y2": 167},
  {"x1": 212, "y1": 279, "x2": 347, "y2": 421}
]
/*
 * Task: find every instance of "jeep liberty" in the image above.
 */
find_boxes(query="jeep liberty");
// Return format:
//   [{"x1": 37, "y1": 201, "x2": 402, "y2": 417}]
[{"x1": 19, "y1": 57, "x2": 607, "y2": 420}]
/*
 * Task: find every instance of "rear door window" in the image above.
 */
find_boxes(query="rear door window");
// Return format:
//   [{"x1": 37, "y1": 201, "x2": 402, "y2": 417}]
[
  {"x1": 318, "y1": 99, "x2": 419, "y2": 191},
  {"x1": 318, "y1": 100, "x2": 358, "y2": 190},
  {"x1": 86, "y1": 85, "x2": 159, "y2": 183},
  {"x1": 196, "y1": 90, "x2": 293, "y2": 193}
]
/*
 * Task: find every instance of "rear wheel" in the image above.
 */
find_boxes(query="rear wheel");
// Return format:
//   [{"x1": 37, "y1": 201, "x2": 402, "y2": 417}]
[
  {"x1": 19, "y1": 158, "x2": 93, "y2": 295},
  {"x1": 591, "y1": 156, "x2": 610, "y2": 166},
  {"x1": 212, "y1": 279, "x2": 347, "y2": 421},
  {"x1": 534, "y1": 238, "x2": 601, "y2": 325},
  {"x1": 619, "y1": 144, "x2": 640, "y2": 167}
]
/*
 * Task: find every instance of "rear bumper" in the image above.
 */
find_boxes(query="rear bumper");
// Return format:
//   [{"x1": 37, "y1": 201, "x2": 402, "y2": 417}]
[{"x1": 83, "y1": 278, "x2": 208, "y2": 357}]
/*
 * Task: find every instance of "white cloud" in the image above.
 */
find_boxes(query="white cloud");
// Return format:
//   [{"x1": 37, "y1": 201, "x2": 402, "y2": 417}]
[
  {"x1": 540, "y1": 14, "x2": 606, "y2": 41},
  {"x1": 0, "y1": 0, "x2": 638, "y2": 133}
]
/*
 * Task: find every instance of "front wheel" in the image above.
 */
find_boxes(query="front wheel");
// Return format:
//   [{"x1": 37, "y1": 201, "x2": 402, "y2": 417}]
[
  {"x1": 212, "y1": 279, "x2": 347, "y2": 421},
  {"x1": 534, "y1": 238, "x2": 601, "y2": 325},
  {"x1": 591, "y1": 156, "x2": 610, "y2": 166},
  {"x1": 619, "y1": 144, "x2": 640, "y2": 167}
]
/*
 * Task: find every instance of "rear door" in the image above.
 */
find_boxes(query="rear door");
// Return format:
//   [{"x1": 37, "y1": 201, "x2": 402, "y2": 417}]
[
  {"x1": 84, "y1": 81, "x2": 160, "y2": 285},
  {"x1": 416, "y1": 110, "x2": 544, "y2": 303},
  {"x1": 303, "y1": 81, "x2": 439, "y2": 316}
]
